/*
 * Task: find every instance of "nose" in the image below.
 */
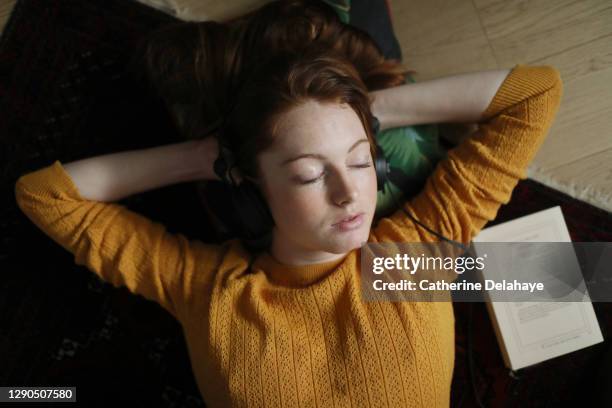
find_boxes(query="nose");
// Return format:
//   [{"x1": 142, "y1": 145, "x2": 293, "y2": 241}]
[{"x1": 330, "y1": 169, "x2": 359, "y2": 207}]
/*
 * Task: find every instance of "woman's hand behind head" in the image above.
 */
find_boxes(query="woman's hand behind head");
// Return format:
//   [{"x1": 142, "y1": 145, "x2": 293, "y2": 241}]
[{"x1": 194, "y1": 136, "x2": 221, "y2": 181}]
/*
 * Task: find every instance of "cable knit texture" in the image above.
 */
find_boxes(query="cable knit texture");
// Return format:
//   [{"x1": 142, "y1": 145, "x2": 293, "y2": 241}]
[{"x1": 15, "y1": 64, "x2": 563, "y2": 407}]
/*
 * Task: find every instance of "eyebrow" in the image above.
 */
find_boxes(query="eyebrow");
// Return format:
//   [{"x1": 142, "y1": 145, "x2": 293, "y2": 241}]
[{"x1": 280, "y1": 138, "x2": 369, "y2": 167}]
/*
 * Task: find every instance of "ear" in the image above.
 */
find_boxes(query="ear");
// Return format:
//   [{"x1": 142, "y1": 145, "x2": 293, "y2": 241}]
[
  {"x1": 244, "y1": 174, "x2": 261, "y2": 186},
  {"x1": 244, "y1": 174, "x2": 269, "y2": 203},
  {"x1": 227, "y1": 166, "x2": 243, "y2": 185}
]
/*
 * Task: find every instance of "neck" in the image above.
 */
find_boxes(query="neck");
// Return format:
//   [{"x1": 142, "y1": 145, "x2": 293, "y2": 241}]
[{"x1": 269, "y1": 230, "x2": 348, "y2": 266}]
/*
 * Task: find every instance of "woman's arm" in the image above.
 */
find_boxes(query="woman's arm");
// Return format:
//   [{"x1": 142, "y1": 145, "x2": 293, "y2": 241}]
[
  {"x1": 63, "y1": 136, "x2": 220, "y2": 202},
  {"x1": 371, "y1": 64, "x2": 563, "y2": 245},
  {"x1": 370, "y1": 68, "x2": 512, "y2": 131},
  {"x1": 15, "y1": 134, "x2": 229, "y2": 321}
]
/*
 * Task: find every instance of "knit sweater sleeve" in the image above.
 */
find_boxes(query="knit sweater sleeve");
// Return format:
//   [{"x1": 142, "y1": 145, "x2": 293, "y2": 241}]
[
  {"x1": 372, "y1": 64, "x2": 564, "y2": 245},
  {"x1": 14, "y1": 160, "x2": 234, "y2": 320}
]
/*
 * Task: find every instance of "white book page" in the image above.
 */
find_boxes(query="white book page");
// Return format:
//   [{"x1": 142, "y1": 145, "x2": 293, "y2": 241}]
[{"x1": 472, "y1": 206, "x2": 603, "y2": 370}]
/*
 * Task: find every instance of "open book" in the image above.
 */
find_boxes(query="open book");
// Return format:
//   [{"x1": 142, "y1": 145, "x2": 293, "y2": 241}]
[{"x1": 471, "y1": 206, "x2": 604, "y2": 371}]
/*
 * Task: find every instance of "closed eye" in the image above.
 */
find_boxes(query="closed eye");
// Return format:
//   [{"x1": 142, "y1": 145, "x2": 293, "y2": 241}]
[{"x1": 299, "y1": 162, "x2": 372, "y2": 185}]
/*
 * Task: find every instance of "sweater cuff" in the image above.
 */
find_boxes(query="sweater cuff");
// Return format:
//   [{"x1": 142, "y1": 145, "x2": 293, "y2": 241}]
[
  {"x1": 482, "y1": 64, "x2": 562, "y2": 121},
  {"x1": 15, "y1": 160, "x2": 85, "y2": 203}
]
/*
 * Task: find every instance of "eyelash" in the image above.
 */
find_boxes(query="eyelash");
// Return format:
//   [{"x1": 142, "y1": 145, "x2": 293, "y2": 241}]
[{"x1": 300, "y1": 163, "x2": 372, "y2": 185}]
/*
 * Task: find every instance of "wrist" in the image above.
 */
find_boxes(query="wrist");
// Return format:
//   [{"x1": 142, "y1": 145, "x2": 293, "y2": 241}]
[
  {"x1": 370, "y1": 87, "x2": 419, "y2": 131},
  {"x1": 193, "y1": 136, "x2": 220, "y2": 181},
  {"x1": 370, "y1": 90, "x2": 389, "y2": 132}
]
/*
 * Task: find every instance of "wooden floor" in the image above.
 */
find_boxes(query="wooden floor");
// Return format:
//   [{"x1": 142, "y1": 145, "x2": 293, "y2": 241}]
[
  {"x1": 388, "y1": 0, "x2": 612, "y2": 213},
  {"x1": 0, "y1": 0, "x2": 14, "y2": 38},
  {"x1": 2, "y1": 0, "x2": 611, "y2": 212}
]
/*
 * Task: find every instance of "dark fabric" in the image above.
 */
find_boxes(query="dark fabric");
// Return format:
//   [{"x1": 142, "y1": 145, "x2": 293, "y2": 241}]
[
  {"x1": 2, "y1": 0, "x2": 612, "y2": 407},
  {"x1": 324, "y1": 0, "x2": 403, "y2": 61},
  {"x1": 349, "y1": 0, "x2": 402, "y2": 61}
]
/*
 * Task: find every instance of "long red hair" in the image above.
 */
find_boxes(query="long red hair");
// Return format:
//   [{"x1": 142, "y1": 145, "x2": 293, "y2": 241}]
[
  {"x1": 135, "y1": 0, "x2": 415, "y2": 178},
  {"x1": 131, "y1": 0, "x2": 416, "y2": 247}
]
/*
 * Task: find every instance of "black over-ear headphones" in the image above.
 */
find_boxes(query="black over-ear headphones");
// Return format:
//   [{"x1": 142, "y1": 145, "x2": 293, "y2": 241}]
[{"x1": 207, "y1": 113, "x2": 471, "y2": 254}]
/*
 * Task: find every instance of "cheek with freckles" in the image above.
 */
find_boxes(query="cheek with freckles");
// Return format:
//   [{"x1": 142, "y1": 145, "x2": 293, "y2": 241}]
[{"x1": 270, "y1": 187, "x2": 327, "y2": 232}]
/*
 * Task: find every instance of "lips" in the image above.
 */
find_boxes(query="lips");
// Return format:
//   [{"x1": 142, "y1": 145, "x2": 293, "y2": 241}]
[
  {"x1": 333, "y1": 212, "x2": 363, "y2": 226},
  {"x1": 332, "y1": 212, "x2": 365, "y2": 232}
]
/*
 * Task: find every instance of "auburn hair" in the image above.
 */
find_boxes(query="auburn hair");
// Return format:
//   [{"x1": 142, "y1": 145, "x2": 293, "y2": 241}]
[
  {"x1": 134, "y1": 0, "x2": 415, "y2": 174},
  {"x1": 130, "y1": 0, "x2": 416, "y2": 247}
]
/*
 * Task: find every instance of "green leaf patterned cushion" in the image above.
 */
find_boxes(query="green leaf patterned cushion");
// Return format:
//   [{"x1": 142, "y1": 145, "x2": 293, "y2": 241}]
[{"x1": 374, "y1": 73, "x2": 448, "y2": 219}]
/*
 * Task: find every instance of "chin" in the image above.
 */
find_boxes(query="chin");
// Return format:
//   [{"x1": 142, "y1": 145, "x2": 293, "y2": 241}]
[{"x1": 326, "y1": 227, "x2": 369, "y2": 253}]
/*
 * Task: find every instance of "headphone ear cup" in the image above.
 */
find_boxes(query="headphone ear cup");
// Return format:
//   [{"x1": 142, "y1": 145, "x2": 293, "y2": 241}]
[
  {"x1": 227, "y1": 179, "x2": 275, "y2": 243},
  {"x1": 373, "y1": 143, "x2": 390, "y2": 191},
  {"x1": 211, "y1": 140, "x2": 275, "y2": 249}
]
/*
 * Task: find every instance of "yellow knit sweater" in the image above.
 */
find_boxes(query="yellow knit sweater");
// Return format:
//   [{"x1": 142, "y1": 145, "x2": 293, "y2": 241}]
[{"x1": 15, "y1": 64, "x2": 562, "y2": 407}]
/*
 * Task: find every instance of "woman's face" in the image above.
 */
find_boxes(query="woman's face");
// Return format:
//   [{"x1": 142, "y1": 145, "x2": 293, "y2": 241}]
[{"x1": 256, "y1": 100, "x2": 378, "y2": 266}]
